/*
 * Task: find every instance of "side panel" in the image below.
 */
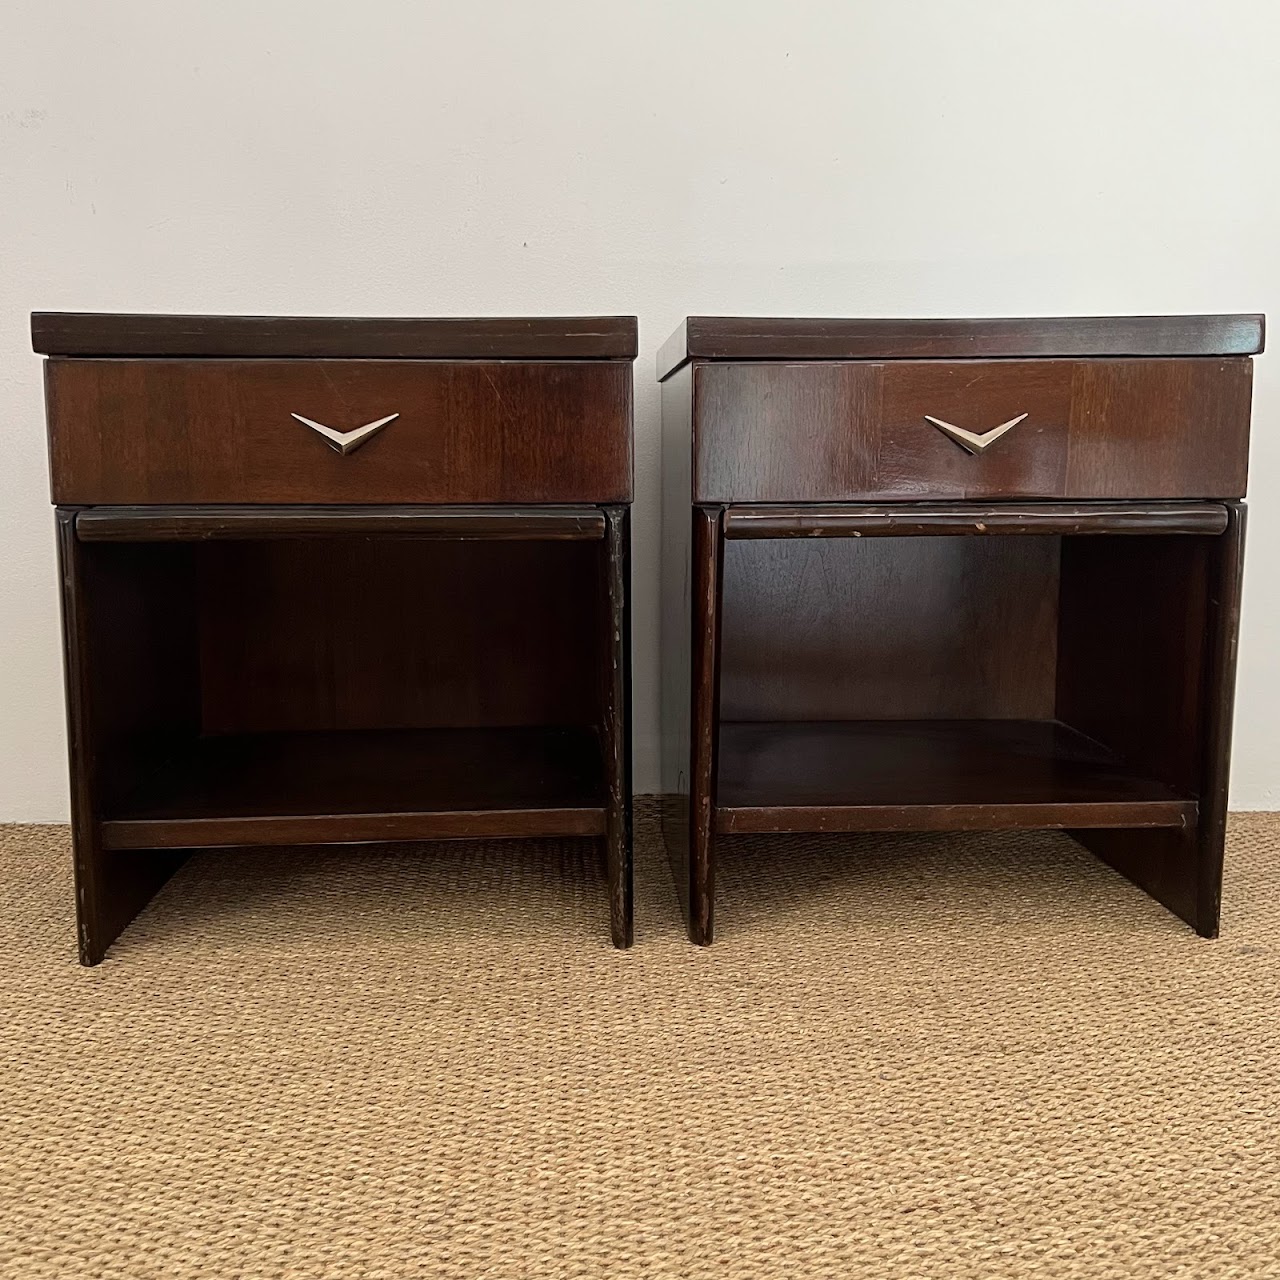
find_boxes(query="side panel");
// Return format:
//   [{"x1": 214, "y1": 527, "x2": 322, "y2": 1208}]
[
  {"x1": 688, "y1": 507, "x2": 723, "y2": 946},
  {"x1": 601, "y1": 506, "x2": 634, "y2": 948},
  {"x1": 659, "y1": 367, "x2": 693, "y2": 926},
  {"x1": 1057, "y1": 505, "x2": 1246, "y2": 934},
  {"x1": 56, "y1": 510, "x2": 189, "y2": 964}
]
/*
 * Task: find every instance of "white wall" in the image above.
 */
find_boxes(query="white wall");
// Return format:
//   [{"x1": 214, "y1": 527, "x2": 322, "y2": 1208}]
[{"x1": 2, "y1": 0, "x2": 1278, "y2": 817}]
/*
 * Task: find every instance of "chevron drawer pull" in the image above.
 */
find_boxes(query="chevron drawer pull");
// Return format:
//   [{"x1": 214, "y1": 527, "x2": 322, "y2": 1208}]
[
  {"x1": 925, "y1": 412, "x2": 1027, "y2": 455},
  {"x1": 291, "y1": 412, "x2": 399, "y2": 455}
]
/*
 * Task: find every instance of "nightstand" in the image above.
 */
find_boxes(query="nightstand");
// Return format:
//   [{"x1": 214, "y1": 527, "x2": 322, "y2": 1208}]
[
  {"x1": 658, "y1": 314, "x2": 1261, "y2": 944},
  {"x1": 35, "y1": 312, "x2": 637, "y2": 962}
]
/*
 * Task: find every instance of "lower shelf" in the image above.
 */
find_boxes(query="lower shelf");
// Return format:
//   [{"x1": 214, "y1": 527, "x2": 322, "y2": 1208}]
[
  {"x1": 101, "y1": 726, "x2": 606, "y2": 849},
  {"x1": 715, "y1": 719, "x2": 1196, "y2": 834}
]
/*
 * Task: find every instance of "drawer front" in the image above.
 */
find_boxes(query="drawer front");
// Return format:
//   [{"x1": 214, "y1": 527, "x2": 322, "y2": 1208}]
[
  {"x1": 47, "y1": 359, "x2": 632, "y2": 504},
  {"x1": 692, "y1": 358, "x2": 1252, "y2": 502}
]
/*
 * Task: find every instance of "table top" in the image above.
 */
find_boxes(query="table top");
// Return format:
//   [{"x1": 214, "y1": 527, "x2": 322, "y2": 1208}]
[
  {"x1": 32, "y1": 313, "x2": 639, "y2": 361},
  {"x1": 657, "y1": 314, "x2": 1265, "y2": 379}
]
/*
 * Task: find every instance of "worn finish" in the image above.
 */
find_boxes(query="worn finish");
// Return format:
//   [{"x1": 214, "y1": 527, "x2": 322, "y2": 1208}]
[
  {"x1": 657, "y1": 313, "x2": 1264, "y2": 378},
  {"x1": 600, "y1": 507, "x2": 634, "y2": 949},
  {"x1": 56, "y1": 511, "x2": 189, "y2": 964},
  {"x1": 76, "y1": 505, "x2": 607, "y2": 541},
  {"x1": 34, "y1": 312, "x2": 639, "y2": 360},
  {"x1": 660, "y1": 314, "x2": 1257, "y2": 943},
  {"x1": 46, "y1": 358, "x2": 632, "y2": 505},
  {"x1": 40, "y1": 314, "x2": 636, "y2": 961},
  {"x1": 723, "y1": 502, "x2": 1229, "y2": 539},
  {"x1": 687, "y1": 508, "x2": 723, "y2": 946},
  {"x1": 693, "y1": 359, "x2": 1252, "y2": 502}
]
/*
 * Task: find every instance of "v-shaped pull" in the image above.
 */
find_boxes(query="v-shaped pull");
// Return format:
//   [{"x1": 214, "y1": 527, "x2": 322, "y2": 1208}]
[
  {"x1": 291, "y1": 412, "x2": 399, "y2": 455},
  {"x1": 925, "y1": 412, "x2": 1028, "y2": 455}
]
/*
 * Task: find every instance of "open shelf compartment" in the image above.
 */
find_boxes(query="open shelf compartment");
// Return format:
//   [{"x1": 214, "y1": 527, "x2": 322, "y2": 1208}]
[
  {"x1": 714, "y1": 504, "x2": 1225, "y2": 836},
  {"x1": 78, "y1": 511, "x2": 612, "y2": 848}
]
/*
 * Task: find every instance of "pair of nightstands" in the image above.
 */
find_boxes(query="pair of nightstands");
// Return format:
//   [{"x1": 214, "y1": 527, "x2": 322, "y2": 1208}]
[{"x1": 34, "y1": 311, "x2": 1261, "y2": 963}]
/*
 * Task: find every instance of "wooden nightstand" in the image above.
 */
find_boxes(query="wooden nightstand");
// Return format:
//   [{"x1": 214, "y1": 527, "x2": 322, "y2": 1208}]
[
  {"x1": 34, "y1": 313, "x2": 637, "y2": 963},
  {"x1": 658, "y1": 314, "x2": 1262, "y2": 944}
]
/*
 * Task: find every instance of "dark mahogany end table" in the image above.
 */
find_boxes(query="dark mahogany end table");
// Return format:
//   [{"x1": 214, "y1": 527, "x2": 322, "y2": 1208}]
[
  {"x1": 658, "y1": 314, "x2": 1261, "y2": 943},
  {"x1": 35, "y1": 312, "x2": 637, "y2": 962}
]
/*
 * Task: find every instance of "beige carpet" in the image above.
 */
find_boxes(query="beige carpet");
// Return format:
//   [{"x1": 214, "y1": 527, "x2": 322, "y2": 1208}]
[{"x1": 3, "y1": 808, "x2": 1280, "y2": 1278}]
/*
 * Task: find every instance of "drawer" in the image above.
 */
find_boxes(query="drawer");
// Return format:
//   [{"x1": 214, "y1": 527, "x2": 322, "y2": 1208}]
[
  {"x1": 46, "y1": 358, "x2": 632, "y2": 505},
  {"x1": 692, "y1": 358, "x2": 1252, "y2": 502}
]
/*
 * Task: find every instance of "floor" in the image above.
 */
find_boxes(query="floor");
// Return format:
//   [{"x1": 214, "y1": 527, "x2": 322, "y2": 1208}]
[{"x1": 3, "y1": 808, "x2": 1279, "y2": 1278}]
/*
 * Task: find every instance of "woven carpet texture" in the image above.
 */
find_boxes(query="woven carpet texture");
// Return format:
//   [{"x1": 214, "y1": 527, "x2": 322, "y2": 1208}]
[{"x1": 2, "y1": 808, "x2": 1279, "y2": 1278}]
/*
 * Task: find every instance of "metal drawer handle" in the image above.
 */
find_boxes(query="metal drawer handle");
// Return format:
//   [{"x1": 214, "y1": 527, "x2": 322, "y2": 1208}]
[
  {"x1": 925, "y1": 411, "x2": 1027, "y2": 455},
  {"x1": 291, "y1": 412, "x2": 399, "y2": 455}
]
